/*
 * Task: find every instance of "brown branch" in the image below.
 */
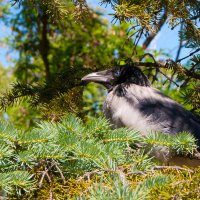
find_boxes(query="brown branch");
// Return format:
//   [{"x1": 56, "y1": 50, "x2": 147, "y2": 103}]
[
  {"x1": 127, "y1": 171, "x2": 146, "y2": 176},
  {"x1": 133, "y1": 61, "x2": 200, "y2": 80},
  {"x1": 38, "y1": 164, "x2": 55, "y2": 187},
  {"x1": 39, "y1": 171, "x2": 46, "y2": 188},
  {"x1": 180, "y1": 63, "x2": 198, "y2": 88},
  {"x1": 140, "y1": 53, "x2": 156, "y2": 62},
  {"x1": 40, "y1": 12, "x2": 50, "y2": 81},
  {"x1": 76, "y1": 169, "x2": 103, "y2": 183},
  {"x1": 49, "y1": 188, "x2": 53, "y2": 200},
  {"x1": 54, "y1": 163, "x2": 66, "y2": 183},
  {"x1": 38, "y1": 169, "x2": 52, "y2": 188},
  {"x1": 142, "y1": 11, "x2": 167, "y2": 49},
  {"x1": 190, "y1": 14, "x2": 200, "y2": 21},
  {"x1": 77, "y1": 168, "x2": 128, "y2": 184},
  {"x1": 139, "y1": 53, "x2": 179, "y2": 85}
]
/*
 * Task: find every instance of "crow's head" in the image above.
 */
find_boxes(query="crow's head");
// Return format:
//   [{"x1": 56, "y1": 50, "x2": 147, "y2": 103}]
[{"x1": 81, "y1": 64, "x2": 151, "y2": 89}]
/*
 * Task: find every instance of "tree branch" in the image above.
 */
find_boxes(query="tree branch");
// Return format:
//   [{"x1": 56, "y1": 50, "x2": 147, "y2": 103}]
[
  {"x1": 152, "y1": 166, "x2": 193, "y2": 173},
  {"x1": 40, "y1": 12, "x2": 50, "y2": 81},
  {"x1": 177, "y1": 48, "x2": 200, "y2": 63},
  {"x1": 142, "y1": 11, "x2": 167, "y2": 49},
  {"x1": 168, "y1": 23, "x2": 184, "y2": 88},
  {"x1": 133, "y1": 61, "x2": 200, "y2": 80}
]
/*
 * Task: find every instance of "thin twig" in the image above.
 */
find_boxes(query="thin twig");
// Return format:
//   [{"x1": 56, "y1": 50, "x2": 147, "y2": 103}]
[
  {"x1": 158, "y1": 68, "x2": 179, "y2": 87},
  {"x1": 132, "y1": 29, "x2": 143, "y2": 56},
  {"x1": 39, "y1": 171, "x2": 46, "y2": 188},
  {"x1": 180, "y1": 63, "x2": 197, "y2": 88},
  {"x1": 38, "y1": 164, "x2": 55, "y2": 187},
  {"x1": 177, "y1": 48, "x2": 200, "y2": 62},
  {"x1": 138, "y1": 55, "x2": 180, "y2": 86},
  {"x1": 133, "y1": 61, "x2": 200, "y2": 80},
  {"x1": 152, "y1": 166, "x2": 193, "y2": 173},
  {"x1": 168, "y1": 23, "x2": 184, "y2": 88},
  {"x1": 190, "y1": 14, "x2": 200, "y2": 20},
  {"x1": 127, "y1": 25, "x2": 140, "y2": 35},
  {"x1": 54, "y1": 163, "x2": 66, "y2": 183},
  {"x1": 175, "y1": 23, "x2": 184, "y2": 62},
  {"x1": 76, "y1": 169, "x2": 103, "y2": 183},
  {"x1": 49, "y1": 188, "x2": 53, "y2": 200},
  {"x1": 127, "y1": 171, "x2": 146, "y2": 176},
  {"x1": 139, "y1": 53, "x2": 156, "y2": 62},
  {"x1": 142, "y1": 10, "x2": 167, "y2": 49}
]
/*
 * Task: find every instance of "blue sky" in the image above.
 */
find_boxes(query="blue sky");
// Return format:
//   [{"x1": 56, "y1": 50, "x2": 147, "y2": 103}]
[
  {"x1": 0, "y1": 20, "x2": 13, "y2": 67},
  {"x1": 87, "y1": 0, "x2": 192, "y2": 60},
  {"x1": 0, "y1": 1, "x2": 192, "y2": 67}
]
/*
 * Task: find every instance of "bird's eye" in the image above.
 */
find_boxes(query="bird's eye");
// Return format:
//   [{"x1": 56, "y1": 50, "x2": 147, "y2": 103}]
[{"x1": 114, "y1": 70, "x2": 121, "y2": 77}]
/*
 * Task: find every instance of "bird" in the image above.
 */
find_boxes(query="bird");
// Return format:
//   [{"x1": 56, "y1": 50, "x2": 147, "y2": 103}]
[{"x1": 81, "y1": 63, "x2": 200, "y2": 147}]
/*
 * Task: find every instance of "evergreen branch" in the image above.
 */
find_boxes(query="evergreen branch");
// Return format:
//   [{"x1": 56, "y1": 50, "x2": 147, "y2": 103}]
[
  {"x1": 132, "y1": 60, "x2": 200, "y2": 80},
  {"x1": 0, "y1": 144, "x2": 14, "y2": 159},
  {"x1": 134, "y1": 175, "x2": 170, "y2": 199},
  {"x1": 0, "y1": 114, "x2": 198, "y2": 198},
  {"x1": 177, "y1": 48, "x2": 200, "y2": 62},
  {"x1": 143, "y1": 131, "x2": 197, "y2": 156},
  {"x1": 142, "y1": 10, "x2": 167, "y2": 49},
  {"x1": 171, "y1": 132, "x2": 197, "y2": 155},
  {"x1": 130, "y1": 150, "x2": 155, "y2": 171},
  {"x1": 103, "y1": 128, "x2": 141, "y2": 143},
  {"x1": 152, "y1": 166, "x2": 193, "y2": 173},
  {"x1": 0, "y1": 121, "x2": 19, "y2": 143},
  {"x1": 0, "y1": 171, "x2": 35, "y2": 194}
]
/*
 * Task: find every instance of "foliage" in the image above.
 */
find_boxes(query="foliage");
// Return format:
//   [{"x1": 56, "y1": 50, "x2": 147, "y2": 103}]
[
  {"x1": 0, "y1": 1, "x2": 200, "y2": 199},
  {"x1": 0, "y1": 1, "x2": 144, "y2": 122},
  {"x1": 73, "y1": 0, "x2": 200, "y2": 114},
  {"x1": 82, "y1": 83, "x2": 106, "y2": 119},
  {"x1": 1, "y1": 0, "x2": 199, "y2": 117},
  {"x1": 0, "y1": 67, "x2": 39, "y2": 130},
  {"x1": 0, "y1": 114, "x2": 198, "y2": 199}
]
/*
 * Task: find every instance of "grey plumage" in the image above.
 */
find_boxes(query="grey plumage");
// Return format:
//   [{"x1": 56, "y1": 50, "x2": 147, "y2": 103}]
[
  {"x1": 81, "y1": 64, "x2": 200, "y2": 147},
  {"x1": 103, "y1": 83, "x2": 200, "y2": 139}
]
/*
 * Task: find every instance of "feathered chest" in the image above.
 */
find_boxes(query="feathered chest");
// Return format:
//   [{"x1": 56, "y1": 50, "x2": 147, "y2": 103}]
[
  {"x1": 103, "y1": 84, "x2": 150, "y2": 132},
  {"x1": 103, "y1": 84, "x2": 194, "y2": 135}
]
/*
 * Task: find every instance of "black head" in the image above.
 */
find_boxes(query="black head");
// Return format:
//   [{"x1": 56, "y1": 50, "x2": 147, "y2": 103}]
[
  {"x1": 81, "y1": 64, "x2": 151, "y2": 90},
  {"x1": 113, "y1": 64, "x2": 151, "y2": 87}
]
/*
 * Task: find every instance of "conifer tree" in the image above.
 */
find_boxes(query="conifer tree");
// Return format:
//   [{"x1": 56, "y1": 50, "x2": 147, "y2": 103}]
[
  {"x1": 0, "y1": 0, "x2": 139, "y2": 121},
  {"x1": 0, "y1": 115, "x2": 198, "y2": 198},
  {"x1": 2, "y1": 0, "x2": 199, "y2": 115},
  {"x1": 0, "y1": 1, "x2": 200, "y2": 198}
]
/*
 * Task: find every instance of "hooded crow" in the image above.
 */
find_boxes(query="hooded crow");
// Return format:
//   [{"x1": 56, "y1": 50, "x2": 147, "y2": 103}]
[{"x1": 81, "y1": 64, "x2": 200, "y2": 147}]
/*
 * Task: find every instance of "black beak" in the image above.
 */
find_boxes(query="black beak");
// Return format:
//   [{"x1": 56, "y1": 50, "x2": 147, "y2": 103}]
[{"x1": 81, "y1": 69, "x2": 114, "y2": 89}]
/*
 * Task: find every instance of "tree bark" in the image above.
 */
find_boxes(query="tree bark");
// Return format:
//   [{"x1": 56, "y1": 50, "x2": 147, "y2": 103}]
[{"x1": 40, "y1": 12, "x2": 50, "y2": 81}]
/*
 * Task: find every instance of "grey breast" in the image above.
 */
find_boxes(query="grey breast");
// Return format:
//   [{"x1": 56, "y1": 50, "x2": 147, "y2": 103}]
[{"x1": 103, "y1": 83, "x2": 200, "y2": 142}]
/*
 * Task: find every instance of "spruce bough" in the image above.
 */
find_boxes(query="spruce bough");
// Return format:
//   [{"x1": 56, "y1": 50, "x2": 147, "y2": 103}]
[{"x1": 0, "y1": 114, "x2": 197, "y2": 198}]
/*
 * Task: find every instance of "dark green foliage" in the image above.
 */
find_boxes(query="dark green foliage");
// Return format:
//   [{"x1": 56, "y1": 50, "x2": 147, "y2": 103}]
[
  {"x1": 2, "y1": 0, "x2": 199, "y2": 117},
  {"x1": 0, "y1": 115, "x2": 197, "y2": 198},
  {"x1": 72, "y1": 0, "x2": 200, "y2": 115},
  {"x1": 0, "y1": 1, "x2": 141, "y2": 121}
]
